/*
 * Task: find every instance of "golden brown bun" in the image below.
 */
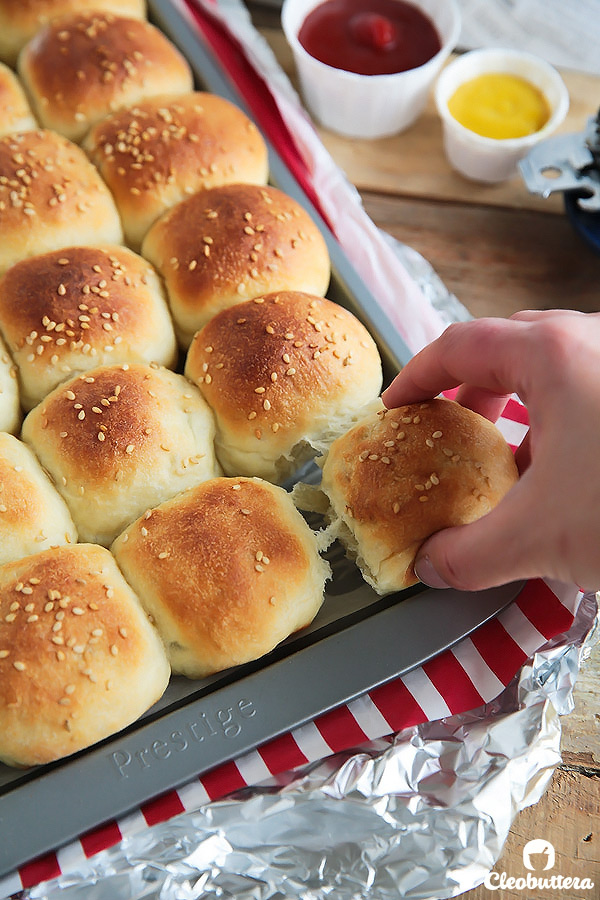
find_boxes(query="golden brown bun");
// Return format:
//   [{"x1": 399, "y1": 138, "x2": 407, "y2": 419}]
[
  {"x1": 0, "y1": 331, "x2": 20, "y2": 433},
  {"x1": 0, "y1": 542, "x2": 169, "y2": 768},
  {"x1": 142, "y1": 184, "x2": 331, "y2": 348},
  {"x1": 112, "y1": 476, "x2": 329, "y2": 677},
  {"x1": 0, "y1": 245, "x2": 177, "y2": 410},
  {"x1": 0, "y1": 62, "x2": 37, "y2": 137},
  {"x1": 18, "y1": 12, "x2": 192, "y2": 143},
  {"x1": 0, "y1": 130, "x2": 123, "y2": 276},
  {"x1": 0, "y1": 0, "x2": 146, "y2": 67},
  {"x1": 185, "y1": 291, "x2": 383, "y2": 483},
  {"x1": 84, "y1": 92, "x2": 269, "y2": 251},
  {"x1": 0, "y1": 432, "x2": 77, "y2": 565},
  {"x1": 21, "y1": 362, "x2": 221, "y2": 546},
  {"x1": 320, "y1": 399, "x2": 519, "y2": 594}
]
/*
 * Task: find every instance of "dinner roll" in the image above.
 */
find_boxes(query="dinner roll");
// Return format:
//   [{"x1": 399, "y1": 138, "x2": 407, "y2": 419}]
[
  {"x1": 142, "y1": 184, "x2": 331, "y2": 347},
  {"x1": 0, "y1": 0, "x2": 146, "y2": 67},
  {"x1": 0, "y1": 63, "x2": 37, "y2": 137},
  {"x1": 185, "y1": 291, "x2": 383, "y2": 483},
  {"x1": 0, "y1": 245, "x2": 177, "y2": 410},
  {"x1": 319, "y1": 399, "x2": 519, "y2": 595},
  {"x1": 84, "y1": 92, "x2": 269, "y2": 251},
  {"x1": 0, "y1": 542, "x2": 169, "y2": 768},
  {"x1": 0, "y1": 432, "x2": 77, "y2": 566},
  {"x1": 112, "y1": 476, "x2": 330, "y2": 677},
  {"x1": 0, "y1": 130, "x2": 123, "y2": 276},
  {"x1": 22, "y1": 363, "x2": 221, "y2": 546},
  {"x1": 0, "y1": 332, "x2": 20, "y2": 433},
  {"x1": 18, "y1": 11, "x2": 192, "y2": 143}
]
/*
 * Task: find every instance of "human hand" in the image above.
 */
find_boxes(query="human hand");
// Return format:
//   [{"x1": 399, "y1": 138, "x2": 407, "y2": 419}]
[{"x1": 381, "y1": 309, "x2": 600, "y2": 593}]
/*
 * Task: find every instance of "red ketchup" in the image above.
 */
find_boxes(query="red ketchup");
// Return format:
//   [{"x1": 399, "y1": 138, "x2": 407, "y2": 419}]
[{"x1": 297, "y1": 0, "x2": 442, "y2": 76}]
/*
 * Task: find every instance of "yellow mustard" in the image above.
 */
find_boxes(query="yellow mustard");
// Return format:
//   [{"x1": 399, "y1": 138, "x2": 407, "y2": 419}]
[{"x1": 447, "y1": 73, "x2": 551, "y2": 139}]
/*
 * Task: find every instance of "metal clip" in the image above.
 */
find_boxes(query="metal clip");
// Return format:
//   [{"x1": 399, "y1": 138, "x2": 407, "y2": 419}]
[{"x1": 518, "y1": 111, "x2": 600, "y2": 212}]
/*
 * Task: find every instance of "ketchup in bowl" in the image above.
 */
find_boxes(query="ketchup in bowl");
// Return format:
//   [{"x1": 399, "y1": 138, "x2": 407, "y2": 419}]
[{"x1": 297, "y1": 0, "x2": 442, "y2": 76}]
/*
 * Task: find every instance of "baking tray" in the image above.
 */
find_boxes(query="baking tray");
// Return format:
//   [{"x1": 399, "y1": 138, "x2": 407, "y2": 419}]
[{"x1": 0, "y1": 0, "x2": 523, "y2": 879}]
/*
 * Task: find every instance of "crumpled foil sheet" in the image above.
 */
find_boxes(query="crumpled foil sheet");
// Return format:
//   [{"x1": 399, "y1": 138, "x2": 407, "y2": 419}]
[{"x1": 16, "y1": 594, "x2": 598, "y2": 900}]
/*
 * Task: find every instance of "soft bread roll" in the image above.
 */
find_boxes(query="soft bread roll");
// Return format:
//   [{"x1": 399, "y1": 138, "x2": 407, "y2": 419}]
[
  {"x1": 0, "y1": 332, "x2": 20, "y2": 433},
  {"x1": 112, "y1": 476, "x2": 330, "y2": 678},
  {"x1": 319, "y1": 399, "x2": 519, "y2": 595},
  {"x1": 185, "y1": 291, "x2": 383, "y2": 483},
  {"x1": 84, "y1": 93, "x2": 269, "y2": 251},
  {"x1": 0, "y1": 245, "x2": 177, "y2": 410},
  {"x1": 142, "y1": 184, "x2": 331, "y2": 347},
  {"x1": 0, "y1": 542, "x2": 169, "y2": 768},
  {"x1": 22, "y1": 362, "x2": 221, "y2": 546},
  {"x1": 0, "y1": 63, "x2": 37, "y2": 137},
  {"x1": 0, "y1": 130, "x2": 123, "y2": 275},
  {"x1": 0, "y1": 432, "x2": 77, "y2": 565},
  {"x1": 18, "y1": 11, "x2": 192, "y2": 143},
  {"x1": 0, "y1": 0, "x2": 146, "y2": 67}
]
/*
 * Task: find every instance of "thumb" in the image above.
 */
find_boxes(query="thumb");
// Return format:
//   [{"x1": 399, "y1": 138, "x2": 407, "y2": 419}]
[{"x1": 413, "y1": 481, "x2": 546, "y2": 592}]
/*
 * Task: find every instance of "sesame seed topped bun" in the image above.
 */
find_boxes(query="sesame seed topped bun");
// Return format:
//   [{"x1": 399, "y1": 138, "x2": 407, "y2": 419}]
[
  {"x1": 0, "y1": 432, "x2": 77, "y2": 566},
  {"x1": 0, "y1": 130, "x2": 123, "y2": 276},
  {"x1": 320, "y1": 399, "x2": 519, "y2": 595},
  {"x1": 185, "y1": 291, "x2": 383, "y2": 484},
  {"x1": 18, "y1": 11, "x2": 192, "y2": 143},
  {"x1": 0, "y1": 331, "x2": 20, "y2": 434},
  {"x1": 0, "y1": 0, "x2": 147, "y2": 67},
  {"x1": 142, "y1": 183, "x2": 331, "y2": 348},
  {"x1": 0, "y1": 62, "x2": 37, "y2": 138},
  {"x1": 84, "y1": 92, "x2": 270, "y2": 251},
  {"x1": 0, "y1": 245, "x2": 178, "y2": 410},
  {"x1": 21, "y1": 362, "x2": 221, "y2": 546},
  {"x1": 112, "y1": 476, "x2": 330, "y2": 678},
  {"x1": 0, "y1": 542, "x2": 170, "y2": 768}
]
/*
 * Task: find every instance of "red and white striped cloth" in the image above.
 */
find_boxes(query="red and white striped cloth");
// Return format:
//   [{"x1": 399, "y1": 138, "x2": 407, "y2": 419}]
[{"x1": 0, "y1": 3, "x2": 584, "y2": 894}]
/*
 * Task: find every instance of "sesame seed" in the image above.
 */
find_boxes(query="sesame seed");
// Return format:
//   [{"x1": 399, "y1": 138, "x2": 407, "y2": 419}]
[
  {"x1": 13, "y1": 661, "x2": 26, "y2": 671},
  {"x1": 432, "y1": 431, "x2": 443, "y2": 439}
]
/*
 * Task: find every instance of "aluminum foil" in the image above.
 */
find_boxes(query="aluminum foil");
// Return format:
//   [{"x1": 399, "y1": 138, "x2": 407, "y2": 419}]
[{"x1": 15, "y1": 594, "x2": 598, "y2": 900}]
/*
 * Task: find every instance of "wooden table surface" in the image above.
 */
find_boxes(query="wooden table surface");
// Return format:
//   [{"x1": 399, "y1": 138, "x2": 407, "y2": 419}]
[{"x1": 248, "y1": 5, "x2": 600, "y2": 894}]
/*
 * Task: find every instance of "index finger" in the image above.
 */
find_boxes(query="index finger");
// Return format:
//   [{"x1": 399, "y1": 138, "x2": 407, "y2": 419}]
[{"x1": 381, "y1": 318, "x2": 530, "y2": 412}]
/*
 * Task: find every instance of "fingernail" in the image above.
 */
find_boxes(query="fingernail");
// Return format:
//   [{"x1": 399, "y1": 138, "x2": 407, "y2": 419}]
[{"x1": 414, "y1": 554, "x2": 451, "y2": 590}]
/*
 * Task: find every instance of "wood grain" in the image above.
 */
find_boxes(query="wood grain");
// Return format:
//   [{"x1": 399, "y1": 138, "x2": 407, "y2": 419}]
[{"x1": 361, "y1": 192, "x2": 600, "y2": 319}]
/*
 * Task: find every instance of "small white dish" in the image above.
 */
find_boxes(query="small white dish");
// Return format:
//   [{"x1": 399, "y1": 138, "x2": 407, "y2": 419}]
[
  {"x1": 434, "y1": 48, "x2": 570, "y2": 183},
  {"x1": 281, "y1": 0, "x2": 461, "y2": 139}
]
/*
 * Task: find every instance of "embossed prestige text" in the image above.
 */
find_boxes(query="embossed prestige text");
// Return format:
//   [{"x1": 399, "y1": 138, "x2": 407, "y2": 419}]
[{"x1": 110, "y1": 697, "x2": 257, "y2": 777}]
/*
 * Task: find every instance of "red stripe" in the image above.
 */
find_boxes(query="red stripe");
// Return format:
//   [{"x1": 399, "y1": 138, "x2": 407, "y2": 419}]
[
  {"x1": 503, "y1": 397, "x2": 529, "y2": 426},
  {"x1": 516, "y1": 580, "x2": 575, "y2": 640},
  {"x1": 423, "y1": 650, "x2": 485, "y2": 715},
  {"x1": 200, "y1": 759, "x2": 247, "y2": 801},
  {"x1": 369, "y1": 677, "x2": 427, "y2": 732},
  {"x1": 259, "y1": 731, "x2": 308, "y2": 774},
  {"x1": 80, "y1": 820, "x2": 123, "y2": 858},
  {"x1": 141, "y1": 789, "x2": 185, "y2": 827},
  {"x1": 18, "y1": 852, "x2": 61, "y2": 889},
  {"x1": 314, "y1": 704, "x2": 368, "y2": 752},
  {"x1": 469, "y1": 617, "x2": 528, "y2": 685}
]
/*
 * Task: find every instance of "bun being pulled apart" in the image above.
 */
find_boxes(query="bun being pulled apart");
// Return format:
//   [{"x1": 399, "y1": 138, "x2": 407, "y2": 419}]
[{"x1": 319, "y1": 398, "x2": 519, "y2": 595}]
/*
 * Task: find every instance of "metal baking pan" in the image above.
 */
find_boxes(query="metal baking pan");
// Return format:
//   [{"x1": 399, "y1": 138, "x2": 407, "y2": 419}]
[{"x1": 0, "y1": 0, "x2": 523, "y2": 879}]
